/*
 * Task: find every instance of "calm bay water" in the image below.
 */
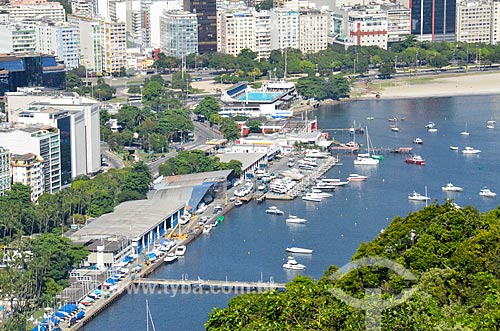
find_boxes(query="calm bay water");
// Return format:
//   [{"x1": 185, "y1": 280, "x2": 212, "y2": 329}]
[{"x1": 84, "y1": 95, "x2": 500, "y2": 331}]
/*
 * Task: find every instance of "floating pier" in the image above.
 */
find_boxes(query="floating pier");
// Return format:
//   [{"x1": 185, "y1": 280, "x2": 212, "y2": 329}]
[{"x1": 133, "y1": 278, "x2": 286, "y2": 291}]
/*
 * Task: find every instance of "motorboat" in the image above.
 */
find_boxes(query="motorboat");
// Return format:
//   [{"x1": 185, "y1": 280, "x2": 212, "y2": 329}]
[
  {"x1": 164, "y1": 253, "x2": 178, "y2": 263},
  {"x1": 388, "y1": 117, "x2": 397, "y2": 122},
  {"x1": 480, "y1": 187, "x2": 497, "y2": 198},
  {"x1": 301, "y1": 193, "x2": 323, "y2": 202},
  {"x1": 347, "y1": 174, "x2": 368, "y2": 181},
  {"x1": 487, "y1": 120, "x2": 495, "y2": 129},
  {"x1": 310, "y1": 188, "x2": 332, "y2": 198},
  {"x1": 234, "y1": 199, "x2": 243, "y2": 207},
  {"x1": 313, "y1": 183, "x2": 337, "y2": 191},
  {"x1": 282, "y1": 256, "x2": 306, "y2": 270},
  {"x1": 286, "y1": 215, "x2": 308, "y2": 224},
  {"x1": 405, "y1": 155, "x2": 425, "y2": 165},
  {"x1": 450, "y1": 145, "x2": 459, "y2": 151},
  {"x1": 175, "y1": 245, "x2": 187, "y2": 256},
  {"x1": 408, "y1": 191, "x2": 430, "y2": 201},
  {"x1": 427, "y1": 128, "x2": 438, "y2": 133},
  {"x1": 367, "y1": 116, "x2": 374, "y2": 120},
  {"x1": 258, "y1": 184, "x2": 266, "y2": 191},
  {"x1": 202, "y1": 224, "x2": 211, "y2": 234},
  {"x1": 304, "y1": 149, "x2": 330, "y2": 158},
  {"x1": 286, "y1": 246, "x2": 313, "y2": 254},
  {"x1": 319, "y1": 178, "x2": 349, "y2": 186},
  {"x1": 425, "y1": 121, "x2": 436, "y2": 129},
  {"x1": 413, "y1": 138, "x2": 423, "y2": 144},
  {"x1": 442, "y1": 183, "x2": 463, "y2": 192},
  {"x1": 462, "y1": 146, "x2": 481, "y2": 154},
  {"x1": 265, "y1": 206, "x2": 284, "y2": 215}
]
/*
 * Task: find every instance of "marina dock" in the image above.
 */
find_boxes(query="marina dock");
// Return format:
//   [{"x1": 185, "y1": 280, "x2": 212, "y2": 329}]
[{"x1": 133, "y1": 278, "x2": 286, "y2": 291}]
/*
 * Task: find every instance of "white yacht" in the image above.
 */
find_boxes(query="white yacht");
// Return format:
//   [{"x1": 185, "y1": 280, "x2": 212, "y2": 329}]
[
  {"x1": 164, "y1": 253, "x2": 178, "y2": 263},
  {"x1": 286, "y1": 215, "x2": 308, "y2": 224},
  {"x1": 408, "y1": 191, "x2": 430, "y2": 201},
  {"x1": 265, "y1": 206, "x2": 284, "y2": 215},
  {"x1": 462, "y1": 146, "x2": 481, "y2": 154},
  {"x1": 304, "y1": 149, "x2": 329, "y2": 158},
  {"x1": 286, "y1": 246, "x2": 313, "y2": 254},
  {"x1": 310, "y1": 188, "x2": 332, "y2": 198},
  {"x1": 302, "y1": 192, "x2": 323, "y2": 202},
  {"x1": 202, "y1": 224, "x2": 211, "y2": 234},
  {"x1": 319, "y1": 178, "x2": 349, "y2": 186},
  {"x1": 442, "y1": 183, "x2": 463, "y2": 192},
  {"x1": 175, "y1": 245, "x2": 187, "y2": 256},
  {"x1": 282, "y1": 256, "x2": 306, "y2": 270},
  {"x1": 347, "y1": 174, "x2": 368, "y2": 181},
  {"x1": 354, "y1": 153, "x2": 379, "y2": 165},
  {"x1": 480, "y1": 187, "x2": 497, "y2": 198}
]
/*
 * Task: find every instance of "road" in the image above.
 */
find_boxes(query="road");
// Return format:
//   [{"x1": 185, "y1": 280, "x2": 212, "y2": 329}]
[{"x1": 100, "y1": 142, "x2": 125, "y2": 169}]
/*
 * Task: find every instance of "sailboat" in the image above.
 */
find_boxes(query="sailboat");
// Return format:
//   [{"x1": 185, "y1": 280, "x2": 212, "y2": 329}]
[
  {"x1": 354, "y1": 127, "x2": 379, "y2": 165},
  {"x1": 461, "y1": 123, "x2": 470, "y2": 136},
  {"x1": 391, "y1": 119, "x2": 400, "y2": 132},
  {"x1": 146, "y1": 300, "x2": 156, "y2": 331},
  {"x1": 368, "y1": 128, "x2": 383, "y2": 160}
]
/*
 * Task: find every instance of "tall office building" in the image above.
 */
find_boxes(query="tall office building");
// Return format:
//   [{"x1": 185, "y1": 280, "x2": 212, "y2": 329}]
[
  {"x1": 184, "y1": 0, "x2": 217, "y2": 53},
  {"x1": 160, "y1": 10, "x2": 198, "y2": 57},
  {"x1": 0, "y1": 148, "x2": 11, "y2": 196},
  {"x1": 409, "y1": 0, "x2": 456, "y2": 41},
  {"x1": 11, "y1": 153, "x2": 44, "y2": 201},
  {"x1": 0, "y1": 127, "x2": 61, "y2": 193}
]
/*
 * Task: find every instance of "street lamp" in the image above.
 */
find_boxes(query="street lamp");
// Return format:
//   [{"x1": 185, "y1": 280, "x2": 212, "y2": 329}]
[{"x1": 353, "y1": 58, "x2": 357, "y2": 75}]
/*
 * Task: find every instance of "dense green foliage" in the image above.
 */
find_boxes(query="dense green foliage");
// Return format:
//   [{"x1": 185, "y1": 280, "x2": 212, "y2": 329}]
[
  {"x1": 206, "y1": 202, "x2": 500, "y2": 330},
  {"x1": 296, "y1": 74, "x2": 351, "y2": 101},
  {"x1": 65, "y1": 70, "x2": 116, "y2": 101},
  {"x1": 158, "y1": 150, "x2": 242, "y2": 176}
]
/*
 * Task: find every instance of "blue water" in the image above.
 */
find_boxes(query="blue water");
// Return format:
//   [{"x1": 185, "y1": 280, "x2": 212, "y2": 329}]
[
  {"x1": 84, "y1": 94, "x2": 500, "y2": 331},
  {"x1": 237, "y1": 92, "x2": 282, "y2": 101}
]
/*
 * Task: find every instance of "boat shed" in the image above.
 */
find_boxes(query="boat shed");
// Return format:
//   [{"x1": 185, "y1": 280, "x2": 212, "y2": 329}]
[
  {"x1": 216, "y1": 152, "x2": 267, "y2": 180},
  {"x1": 70, "y1": 198, "x2": 185, "y2": 259}
]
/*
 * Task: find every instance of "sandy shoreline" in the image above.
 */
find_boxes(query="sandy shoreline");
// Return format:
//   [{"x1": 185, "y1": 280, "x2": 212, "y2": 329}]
[{"x1": 355, "y1": 71, "x2": 500, "y2": 100}]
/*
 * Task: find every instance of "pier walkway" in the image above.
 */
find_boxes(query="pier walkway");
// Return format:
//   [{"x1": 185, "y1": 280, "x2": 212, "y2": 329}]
[
  {"x1": 289, "y1": 156, "x2": 339, "y2": 198},
  {"x1": 133, "y1": 278, "x2": 287, "y2": 290}
]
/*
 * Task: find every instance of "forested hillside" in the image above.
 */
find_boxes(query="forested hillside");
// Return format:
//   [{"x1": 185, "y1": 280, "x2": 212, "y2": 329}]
[{"x1": 206, "y1": 202, "x2": 500, "y2": 330}]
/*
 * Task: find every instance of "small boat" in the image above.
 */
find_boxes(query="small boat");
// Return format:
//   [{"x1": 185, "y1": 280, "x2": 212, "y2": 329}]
[
  {"x1": 286, "y1": 246, "x2": 313, "y2": 254},
  {"x1": 460, "y1": 123, "x2": 470, "y2": 136},
  {"x1": 405, "y1": 155, "x2": 425, "y2": 165},
  {"x1": 175, "y1": 245, "x2": 187, "y2": 256},
  {"x1": 367, "y1": 116, "x2": 374, "y2": 120},
  {"x1": 487, "y1": 120, "x2": 495, "y2": 129},
  {"x1": 427, "y1": 128, "x2": 438, "y2": 133},
  {"x1": 442, "y1": 183, "x2": 463, "y2": 192},
  {"x1": 408, "y1": 191, "x2": 430, "y2": 201},
  {"x1": 388, "y1": 117, "x2": 397, "y2": 122},
  {"x1": 258, "y1": 184, "x2": 266, "y2": 191},
  {"x1": 310, "y1": 188, "x2": 332, "y2": 198},
  {"x1": 450, "y1": 145, "x2": 459, "y2": 151},
  {"x1": 425, "y1": 121, "x2": 435, "y2": 129},
  {"x1": 347, "y1": 173, "x2": 368, "y2": 181},
  {"x1": 462, "y1": 146, "x2": 481, "y2": 154},
  {"x1": 413, "y1": 138, "x2": 423, "y2": 144},
  {"x1": 234, "y1": 199, "x2": 243, "y2": 207},
  {"x1": 286, "y1": 215, "x2": 308, "y2": 224},
  {"x1": 164, "y1": 253, "x2": 178, "y2": 263},
  {"x1": 202, "y1": 224, "x2": 211, "y2": 234},
  {"x1": 480, "y1": 187, "x2": 497, "y2": 198},
  {"x1": 266, "y1": 206, "x2": 284, "y2": 215},
  {"x1": 301, "y1": 193, "x2": 323, "y2": 202},
  {"x1": 282, "y1": 256, "x2": 306, "y2": 270},
  {"x1": 319, "y1": 178, "x2": 349, "y2": 186}
]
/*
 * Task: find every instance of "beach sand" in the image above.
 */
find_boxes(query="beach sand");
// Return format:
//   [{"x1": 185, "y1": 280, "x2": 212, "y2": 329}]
[{"x1": 357, "y1": 71, "x2": 500, "y2": 100}]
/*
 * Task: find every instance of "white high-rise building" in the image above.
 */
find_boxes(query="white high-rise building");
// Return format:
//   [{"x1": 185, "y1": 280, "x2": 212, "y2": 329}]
[
  {"x1": 103, "y1": 20, "x2": 127, "y2": 74},
  {"x1": 35, "y1": 22, "x2": 80, "y2": 69},
  {"x1": 146, "y1": 0, "x2": 183, "y2": 48},
  {"x1": 160, "y1": 11, "x2": 198, "y2": 57},
  {"x1": 299, "y1": 10, "x2": 328, "y2": 53},
  {"x1": 0, "y1": 23, "x2": 36, "y2": 53},
  {"x1": 11, "y1": 153, "x2": 44, "y2": 201},
  {"x1": 218, "y1": 9, "x2": 271, "y2": 59},
  {"x1": 346, "y1": 6, "x2": 388, "y2": 50},
  {"x1": 270, "y1": 9, "x2": 300, "y2": 50},
  {"x1": 68, "y1": 15, "x2": 104, "y2": 74},
  {"x1": 6, "y1": 1, "x2": 66, "y2": 22},
  {"x1": 382, "y1": 3, "x2": 411, "y2": 43},
  {"x1": 0, "y1": 148, "x2": 11, "y2": 196},
  {"x1": 0, "y1": 127, "x2": 61, "y2": 193},
  {"x1": 456, "y1": 0, "x2": 492, "y2": 43},
  {"x1": 6, "y1": 94, "x2": 101, "y2": 184},
  {"x1": 492, "y1": 0, "x2": 500, "y2": 44}
]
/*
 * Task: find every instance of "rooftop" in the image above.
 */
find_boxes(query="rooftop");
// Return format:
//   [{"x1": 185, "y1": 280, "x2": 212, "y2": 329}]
[
  {"x1": 216, "y1": 152, "x2": 267, "y2": 170},
  {"x1": 70, "y1": 199, "x2": 185, "y2": 242}
]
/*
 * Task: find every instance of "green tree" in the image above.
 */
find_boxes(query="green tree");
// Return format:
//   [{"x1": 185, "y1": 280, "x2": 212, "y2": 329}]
[
  {"x1": 379, "y1": 61, "x2": 396, "y2": 77},
  {"x1": 171, "y1": 71, "x2": 192, "y2": 90},
  {"x1": 220, "y1": 118, "x2": 240, "y2": 141},
  {"x1": 246, "y1": 120, "x2": 262, "y2": 133},
  {"x1": 195, "y1": 96, "x2": 221, "y2": 119},
  {"x1": 120, "y1": 162, "x2": 152, "y2": 198}
]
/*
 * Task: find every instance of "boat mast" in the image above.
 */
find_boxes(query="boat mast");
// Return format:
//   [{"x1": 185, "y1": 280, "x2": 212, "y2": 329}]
[
  {"x1": 284, "y1": 48, "x2": 287, "y2": 80},
  {"x1": 146, "y1": 300, "x2": 149, "y2": 331}
]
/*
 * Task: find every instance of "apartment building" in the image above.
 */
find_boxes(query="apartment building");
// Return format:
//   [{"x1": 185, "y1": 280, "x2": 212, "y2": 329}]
[
  {"x1": 0, "y1": 23, "x2": 36, "y2": 53},
  {"x1": 35, "y1": 22, "x2": 80, "y2": 69},
  {"x1": 382, "y1": 3, "x2": 411, "y2": 43},
  {"x1": 68, "y1": 15, "x2": 104, "y2": 74},
  {"x1": 160, "y1": 10, "x2": 198, "y2": 57},
  {"x1": 6, "y1": 0, "x2": 66, "y2": 22},
  {"x1": 270, "y1": 9, "x2": 300, "y2": 51},
  {"x1": 347, "y1": 6, "x2": 388, "y2": 49},
  {"x1": 11, "y1": 153, "x2": 44, "y2": 201},
  {"x1": 103, "y1": 20, "x2": 127, "y2": 74},
  {"x1": 0, "y1": 127, "x2": 61, "y2": 193},
  {"x1": 299, "y1": 10, "x2": 328, "y2": 53},
  {"x1": 0, "y1": 148, "x2": 11, "y2": 196},
  {"x1": 456, "y1": 0, "x2": 492, "y2": 43}
]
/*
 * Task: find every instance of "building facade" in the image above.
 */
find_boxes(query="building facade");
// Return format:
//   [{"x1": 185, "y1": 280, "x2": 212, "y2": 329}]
[
  {"x1": 0, "y1": 23, "x2": 36, "y2": 53},
  {"x1": 35, "y1": 22, "x2": 80, "y2": 69},
  {"x1": 0, "y1": 148, "x2": 11, "y2": 196},
  {"x1": 184, "y1": 0, "x2": 217, "y2": 53},
  {"x1": 0, "y1": 127, "x2": 61, "y2": 193},
  {"x1": 6, "y1": 1, "x2": 66, "y2": 22},
  {"x1": 410, "y1": 0, "x2": 456, "y2": 41},
  {"x1": 383, "y1": 3, "x2": 411, "y2": 43},
  {"x1": 299, "y1": 10, "x2": 328, "y2": 53},
  {"x1": 456, "y1": 0, "x2": 492, "y2": 43},
  {"x1": 160, "y1": 10, "x2": 198, "y2": 57},
  {"x1": 102, "y1": 20, "x2": 127, "y2": 74},
  {"x1": 347, "y1": 6, "x2": 388, "y2": 49},
  {"x1": 270, "y1": 9, "x2": 300, "y2": 51},
  {"x1": 11, "y1": 153, "x2": 44, "y2": 201}
]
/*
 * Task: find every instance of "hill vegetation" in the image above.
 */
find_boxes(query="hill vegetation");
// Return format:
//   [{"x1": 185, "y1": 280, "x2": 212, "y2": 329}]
[{"x1": 206, "y1": 202, "x2": 500, "y2": 330}]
